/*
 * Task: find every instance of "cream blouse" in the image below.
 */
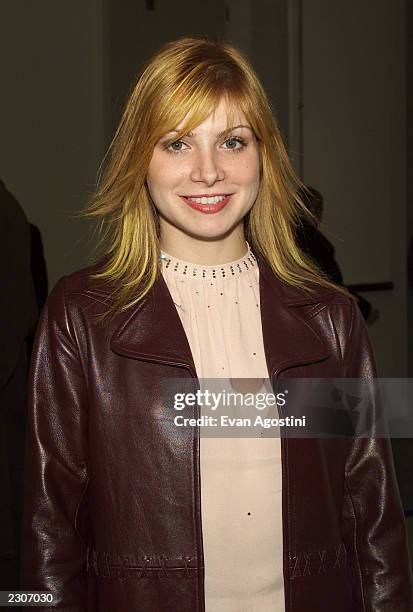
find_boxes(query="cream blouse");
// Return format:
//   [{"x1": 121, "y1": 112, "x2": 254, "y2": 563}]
[{"x1": 160, "y1": 243, "x2": 285, "y2": 612}]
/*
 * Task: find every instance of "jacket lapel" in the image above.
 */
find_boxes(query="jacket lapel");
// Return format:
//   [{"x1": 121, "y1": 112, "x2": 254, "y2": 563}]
[
  {"x1": 256, "y1": 252, "x2": 329, "y2": 377},
  {"x1": 111, "y1": 252, "x2": 330, "y2": 377},
  {"x1": 111, "y1": 271, "x2": 198, "y2": 377}
]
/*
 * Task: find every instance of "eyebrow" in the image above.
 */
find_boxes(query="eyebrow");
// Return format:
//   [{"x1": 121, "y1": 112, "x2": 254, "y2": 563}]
[{"x1": 165, "y1": 124, "x2": 253, "y2": 138}]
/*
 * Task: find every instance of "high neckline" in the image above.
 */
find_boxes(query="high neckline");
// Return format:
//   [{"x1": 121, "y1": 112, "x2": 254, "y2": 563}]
[{"x1": 159, "y1": 242, "x2": 257, "y2": 280}]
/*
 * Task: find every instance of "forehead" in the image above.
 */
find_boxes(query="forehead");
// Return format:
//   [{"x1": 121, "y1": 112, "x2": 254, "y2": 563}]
[{"x1": 173, "y1": 98, "x2": 248, "y2": 133}]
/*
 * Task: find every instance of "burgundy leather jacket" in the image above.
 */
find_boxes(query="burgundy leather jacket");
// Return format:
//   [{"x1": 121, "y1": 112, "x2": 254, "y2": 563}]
[{"x1": 21, "y1": 253, "x2": 413, "y2": 611}]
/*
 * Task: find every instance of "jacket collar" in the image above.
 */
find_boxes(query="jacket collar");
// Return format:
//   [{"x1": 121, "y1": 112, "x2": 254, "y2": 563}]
[{"x1": 110, "y1": 252, "x2": 330, "y2": 378}]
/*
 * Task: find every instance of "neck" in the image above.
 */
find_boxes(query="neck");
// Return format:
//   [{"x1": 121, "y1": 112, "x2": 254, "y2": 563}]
[{"x1": 159, "y1": 224, "x2": 248, "y2": 265}]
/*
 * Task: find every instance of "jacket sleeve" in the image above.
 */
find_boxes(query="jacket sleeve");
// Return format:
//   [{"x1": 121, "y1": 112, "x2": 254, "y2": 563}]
[
  {"x1": 20, "y1": 277, "x2": 89, "y2": 611},
  {"x1": 340, "y1": 299, "x2": 413, "y2": 611}
]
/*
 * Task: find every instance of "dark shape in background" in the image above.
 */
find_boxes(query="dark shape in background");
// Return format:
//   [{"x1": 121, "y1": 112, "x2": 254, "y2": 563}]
[
  {"x1": 0, "y1": 179, "x2": 46, "y2": 595},
  {"x1": 27, "y1": 223, "x2": 48, "y2": 362},
  {"x1": 29, "y1": 223, "x2": 48, "y2": 313},
  {"x1": 295, "y1": 186, "x2": 375, "y2": 322}
]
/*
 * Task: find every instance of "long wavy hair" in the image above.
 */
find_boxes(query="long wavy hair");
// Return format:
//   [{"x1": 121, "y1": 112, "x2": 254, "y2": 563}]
[{"x1": 84, "y1": 36, "x2": 351, "y2": 323}]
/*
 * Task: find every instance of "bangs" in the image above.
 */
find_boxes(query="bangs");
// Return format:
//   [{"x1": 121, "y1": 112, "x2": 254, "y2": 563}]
[{"x1": 152, "y1": 66, "x2": 257, "y2": 144}]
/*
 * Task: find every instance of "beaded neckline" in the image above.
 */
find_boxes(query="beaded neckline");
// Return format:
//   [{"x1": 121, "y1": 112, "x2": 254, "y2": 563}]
[{"x1": 159, "y1": 242, "x2": 257, "y2": 280}]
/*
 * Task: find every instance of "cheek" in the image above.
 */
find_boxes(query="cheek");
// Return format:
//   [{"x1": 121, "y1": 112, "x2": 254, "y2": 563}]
[
  {"x1": 228, "y1": 146, "x2": 261, "y2": 183},
  {"x1": 147, "y1": 159, "x2": 187, "y2": 194},
  {"x1": 237, "y1": 157, "x2": 261, "y2": 189}
]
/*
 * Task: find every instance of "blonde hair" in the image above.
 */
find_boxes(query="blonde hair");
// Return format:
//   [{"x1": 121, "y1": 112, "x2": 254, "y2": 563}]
[{"x1": 84, "y1": 36, "x2": 351, "y2": 323}]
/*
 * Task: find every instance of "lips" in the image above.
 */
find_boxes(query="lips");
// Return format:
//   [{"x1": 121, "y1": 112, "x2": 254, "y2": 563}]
[
  {"x1": 182, "y1": 194, "x2": 231, "y2": 198},
  {"x1": 180, "y1": 194, "x2": 232, "y2": 214}
]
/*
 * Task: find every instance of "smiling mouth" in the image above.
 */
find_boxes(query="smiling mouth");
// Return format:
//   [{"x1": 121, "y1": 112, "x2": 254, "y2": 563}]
[
  {"x1": 181, "y1": 194, "x2": 232, "y2": 203},
  {"x1": 180, "y1": 194, "x2": 233, "y2": 214}
]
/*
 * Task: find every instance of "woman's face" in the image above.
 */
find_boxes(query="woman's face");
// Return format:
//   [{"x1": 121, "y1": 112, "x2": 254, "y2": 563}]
[{"x1": 146, "y1": 98, "x2": 261, "y2": 247}]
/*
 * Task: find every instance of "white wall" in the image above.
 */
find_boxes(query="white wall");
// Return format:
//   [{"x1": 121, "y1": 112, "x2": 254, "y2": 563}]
[
  {"x1": 225, "y1": 0, "x2": 290, "y2": 141},
  {"x1": 299, "y1": 0, "x2": 407, "y2": 376},
  {"x1": 251, "y1": 0, "x2": 289, "y2": 142},
  {"x1": 106, "y1": 0, "x2": 290, "y2": 144},
  {"x1": 106, "y1": 0, "x2": 225, "y2": 135},
  {"x1": 0, "y1": 0, "x2": 106, "y2": 289}
]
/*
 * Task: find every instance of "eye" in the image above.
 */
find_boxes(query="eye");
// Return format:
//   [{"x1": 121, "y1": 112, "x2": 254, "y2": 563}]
[
  {"x1": 163, "y1": 135, "x2": 247, "y2": 154},
  {"x1": 165, "y1": 140, "x2": 188, "y2": 154},
  {"x1": 223, "y1": 136, "x2": 247, "y2": 152}
]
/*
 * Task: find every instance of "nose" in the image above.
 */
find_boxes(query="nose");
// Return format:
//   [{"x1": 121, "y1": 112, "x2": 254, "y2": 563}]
[{"x1": 189, "y1": 148, "x2": 225, "y2": 186}]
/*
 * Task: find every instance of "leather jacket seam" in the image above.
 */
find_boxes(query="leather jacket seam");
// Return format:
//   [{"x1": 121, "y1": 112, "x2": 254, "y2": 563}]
[
  {"x1": 305, "y1": 294, "x2": 344, "y2": 320},
  {"x1": 86, "y1": 548, "x2": 200, "y2": 579},
  {"x1": 331, "y1": 302, "x2": 346, "y2": 366},
  {"x1": 347, "y1": 298, "x2": 356, "y2": 343},
  {"x1": 343, "y1": 299, "x2": 366, "y2": 610},
  {"x1": 344, "y1": 469, "x2": 366, "y2": 611},
  {"x1": 62, "y1": 278, "x2": 91, "y2": 396},
  {"x1": 62, "y1": 277, "x2": 90, "y2": 558},
  {"x1": 307, "y1": 303, "x2": 330, "y2": 319},
  {"x1": 74, "y1": 469, "x2": 89, "y2": 552},
  {"x1": 66, "y1": 288, "x2": 111, "y2": 307},
  {"x1": 306, "y1": 295, "x2": 353, "y2": 321}
]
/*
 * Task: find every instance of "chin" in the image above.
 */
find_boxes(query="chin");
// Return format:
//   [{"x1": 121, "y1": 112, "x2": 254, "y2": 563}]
[{"x1": 178, "y1": 218, "x2": 240, "y2": 241}]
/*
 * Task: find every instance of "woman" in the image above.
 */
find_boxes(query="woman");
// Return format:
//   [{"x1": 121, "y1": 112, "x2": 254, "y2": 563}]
[{"x1": 21, "y1": 37, "x2": 412, "y2": 611}]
